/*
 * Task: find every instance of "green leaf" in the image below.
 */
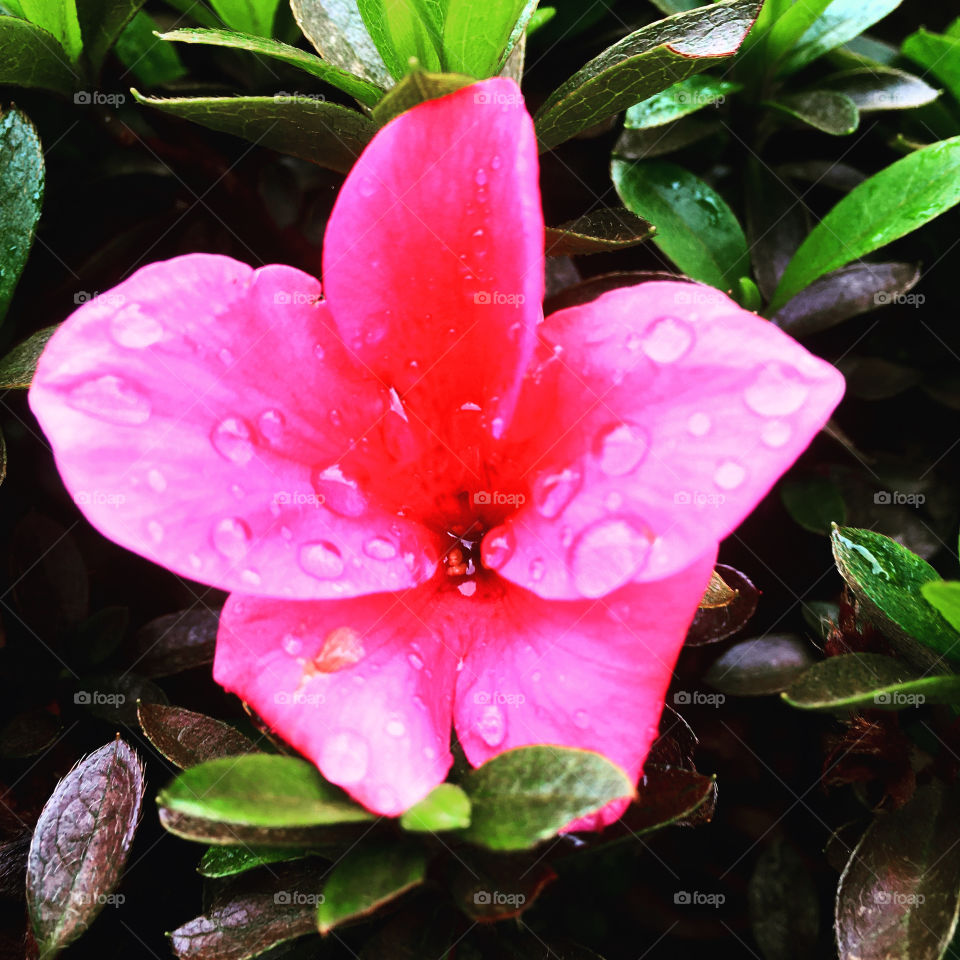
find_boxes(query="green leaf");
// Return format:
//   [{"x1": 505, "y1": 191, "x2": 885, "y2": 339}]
[
  {"x1": 527, "y1": 7, "x2": 554, "y2": 34},
  {"x1": 0, "y1": 325, "x2": 55, "y2": 387},
  {"x1": 20, "y1": 0, "x2": 83, "y2": 61},
  {"x1": 921, "y1": 582, "x2": 960, "y2": 633},
  {"x1": 198, "y1": 844, "x2": 315, "y2": 878},
  {"x1": 27, "y1": 740, "x2": 145, "y2": 960},
  {"x1": 770, "y1": 136, "x2": 960, "y2": 310},
  {"x1": 760, "y1": 0, "x2": 830, "y2": 68},
  {"x1": 624, "y1": 75, "x2": 741, "y2": 129},
  {"x1": 903, "y1": 29, "x2": 960, "y2": 105},
  {"x1": 316, "y1": 841, "x2": 427, "y2": 933},
  {"x1": 611, "y1": 158, "x2": 750, "y2": 290},
  {"x1": 370, "y1": 68, "x2": 473, "y2": 124},
  {"x1": 400, "y1": 783, "x2": 471, "y2": 832},
  {"x1": 460, "y1": 745, "x2": 634, "y2": 851},
  {"x1": 115, "y1": 11, "x2": 186, "y2": 85},
  {"x1": 781, "y1": 474, "x2": 847, "y2": 534},
  {"x1": 0, "y1": 109, "x2": 44, "y2": 326},
  {"x1": 159, "y1": 27, "x2": 383, "y2": 106},
  {"x1": 534, "y1": 0, "x2": 761, "y2": 150},
  {"x1": 783, "y1": 652, "x2": 960, "y2": 710},
  {"x1": 836, "y1": 781, "x2": 960, "y2": 960},
  {"x1": 779, "y1": 0, "x2": 902, "y2": 76},
  {"x1": 290, "y1": 0, "x2": 391, "y2": 88},
  {"x1": 705, "y1": 634, "x2": 817, "y2": 696},
  {"x1": 545, "y1": 207, "x2": 654, "y2": 256},
  {"x1": 0, "y1": 17, "x2": 79, "y2": 94},
  {"x1": 358, "y1": 0, "x2": 441, "y2": 78},
  {"x1": 823, "y1": 67, "x2": 940, "y2": 112},
  {"x1": 207, "y1": 0, "x2": 281, "y2": 37},
  {"x1": 158, "y1": 754, "x2": 375, "y2": 828},
  {"x1": 766, "y1": 90, "x2": 859, "y2": 135},
  {"x1": 138, "y1": 701, "x2": 259, "y2": 768},
  {"x1": 132, "y1": 90, "x2": 377, "y2": 173},
  {"x1": 440, "y1": 0, "x2": 529, "y2": 78},
  {"x1": 77, "y1": 0, "x2": 145, "y2": 72},
  {"x1": 830, "y1": 525, "x2": 959, "y2": 660}
]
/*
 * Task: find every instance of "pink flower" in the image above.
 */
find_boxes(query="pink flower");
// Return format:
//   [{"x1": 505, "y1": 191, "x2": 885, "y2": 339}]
[{"x1": 29, "y1": 78, "x2": 843, "y2": 823}]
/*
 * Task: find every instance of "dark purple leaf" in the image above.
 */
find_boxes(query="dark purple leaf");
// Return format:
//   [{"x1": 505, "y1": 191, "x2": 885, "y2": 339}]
[
  {"x1": 705, "y1": 635, "x2": 817, "y2": 696},
  {"x1": 26, "y1": 739, "x2": 145, "y2": 958},
  {"x1": 685, "y1": 564, "x2": 759, "y2": 646},
  {"x1": 0, "y1": 709, "x2": 62, "y2": 760},
  {"x1": 75, "y1": 672, "x2": 167, "y2": 724},
  {"x1": 839, "y1": 357, "x2": 921, "y2": 400},
  {"x1": 131, "y1": 608, "x2": 219, "y2": 678},
  {"x1": 452, "y1": 851, "x2": 556, "y2": 923},
  {"x1": 138, "y1": 702, "x2": 258, "y2": 769},
  {"x1": 545, "y1": 208, "x2": 654, "y2": 256},
  {"x1": 773, "y1": 262, "x2": 921, "y2": 337}
]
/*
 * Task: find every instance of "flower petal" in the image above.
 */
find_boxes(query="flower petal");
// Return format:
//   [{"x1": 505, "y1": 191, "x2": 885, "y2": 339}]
[
  {"x1": 29, "y1": 254, "x2": 441, "y2": 598},
  {"x1": 322, "y1": 78, "x2": 544, "y2": 531},
  {"x1": 492, "y1": 282, "x2": 844, "y2": 599},
  {"x1": 215, "y1": 587, "x2": 462, "y2": 815},
  {"x1": 453, "y1": 551, "x2": 717, "y2": 828}
]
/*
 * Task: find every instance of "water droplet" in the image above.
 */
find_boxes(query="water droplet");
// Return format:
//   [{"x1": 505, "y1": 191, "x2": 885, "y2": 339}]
[
  {"x1": 481, "y1": 525, "x2": 516, "y2": 570},
  {"x1": 282, "y1": 634, "x2": 302, "y2": 656},
  {"x1": 640, "y1": 316, "x2": 694, "y2": 363},
  {"x1": 358, "y1": 177, "x2": 376, "y2": 198},
  {"x1": 147, "y1": 468, "x2": 167, "y2": 492},
  {"x1": 571, "y1": 518, "x2": 653, "y2": 598},
  {"x1": 491, "y1": 155, "x2": 502, "y2": 170},
  {"x1": 687, "y1": 412, "x2": 711, "y2": 436},
  {"x1": 714, "y1": 460, "x2": 746, "y2": 490},
  {"x1": 408, "y1": 652, "x2": 424, "y2": 671},
  {"x1": 490, "y1": 416, "x2": 505, "y2": 439},
  {"x1": 313, "y1": 343, "x2": 326, "y2": 361},
  {"x1": 329, "y1": 409, "x2": 343, "y2": 428},
  {"x1": 530, "y1": 558, "x2": 545, "y2": 582},
  {"x1": 423, "y1": 745, "x2": 438, "y2": 761},
  {"x1": 218, "y1": 347, "x2": 235, "y2": 366},
  {"x1": 375, "y1": 785, "x2": 400, "y2": 813},
  {"x1": 211, "y1": 417, "x2": 255, "y2": 465},
  {"x1": 744, "y1": 363, "x2": 809, "y2": 416},
  {"x1": 67, "y1": 375, "x2": 151, "y2": 425},
  {"x1": 595, "y1": 422, "x2": 650, "y2": 476},
  {"x1": 364, "y1": 537, "x2": 397, "y2": 561},
  {"x1": 240, "y1": 568, "x2": 261, "y2": 587},
  {"x1": 385, "y1": 717, "x2": 405, "y2": 737},
  {"x1": 212, "y1": 517, "x2": 251, "y2": 559},
  {"x1": 477, "y1": 703, "x2": 505, "y2": 746},
  {"x1": 110, "y1": 303, "x2": 163, "y2": 348},
  {"x1": 475, "y1": 167, "x2": 488, "y2": 186},
  {"x1": 188, "y1": 553, "x2": 203, "y2": 570},
  {"x1": 533, "y1": 466, "x2": 582, "y2": 518},
  {"x1": 312, "y1": 464, "x2": 367, "y2": 517},
  {"x1": 458, "y1": 580, "x2": 477, "y2": 597},
  {"x1": 321, "y1": 730, "x2": 369, "y2": 784},
  {"x1": 573, "y1": 710, "x2": 590, "y2": 729},
  {"x1": 762, "y1": 420, "x2": 791, "y2": 447},
  {"x1": 147, "y1": 520, "x2": 164, "y2": 543},
  {"x1": 258, "y1": 409, "x2": 285, "y2": 443},
  {"x1": 299, "y1": 540, "x2": 344, "y2": 579}
]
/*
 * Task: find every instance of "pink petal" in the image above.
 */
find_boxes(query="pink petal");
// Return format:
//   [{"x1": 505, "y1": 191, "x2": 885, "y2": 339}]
[
  {"x1": 453, "y1": 550, "x2": 717, "y2": 828},
  {"x1": 215, "y1": 587, "x2": 462, "y2": 814},
  {"x1": 322, "y1": 77, "x2": 544, "y2": 532},
  {"x1": 491, "y1": 283, "x2": 845, "y2": 599},
  {"x1": 29, "y1": 254, "x2": 441, "y2": 598}
]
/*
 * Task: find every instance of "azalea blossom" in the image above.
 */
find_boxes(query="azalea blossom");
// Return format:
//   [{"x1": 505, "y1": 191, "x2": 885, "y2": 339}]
[{"x1": 29, "y1": 77, "x2": 843, "y2": 822}]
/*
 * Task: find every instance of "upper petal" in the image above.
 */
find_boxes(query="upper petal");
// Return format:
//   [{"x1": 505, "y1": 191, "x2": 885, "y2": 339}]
[
  {"x1": 452, "y1": 551, "x2": 717, "y2": 829},
  {"x1": 490, "y1": 282, "x2": 845, "y2": 599},
  {"x1": 215, "y1": 586, "x2": 462, "y2": 815},
  {"x1": 29, "y1": 254, "x2": 441, "y2": 598},
  {"x1": 322, "y1": 78, "x2": 544, "y2": 532}
]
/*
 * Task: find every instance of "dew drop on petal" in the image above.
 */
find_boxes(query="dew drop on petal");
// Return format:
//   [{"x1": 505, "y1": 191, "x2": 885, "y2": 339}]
[
  {"x1": 571, "y1": 518, "x2": 653, "y2": 598},
  {"x1": 595, "y1": 422, "x2": 650, "y2": 476},
  {"x1": 477, "y1": 703, "x2": 506, "y2": 747},
  {"x1": 714, "y1": 460, "x2": 746, "y2": 490},
  {"x1": 67, "y1": 375, "x2": 151, "y2": 425},
  {"x1": 281, "y1": 634, "x2": 303, "y2": 656},
  {"x1": 211, "y1": 417, "x2": 255, "y2": 465},
  {"x1": 313, "y1": 343, "x2": 326, "y2": 361},
  {"x1": 358, "y1": 177, "x2": 376, "y2": 198},
  {"x1": 363, "y1": 537, "x2": 397, "y2": 561},
  {"x1": 212, "y1": 517, "x2": 252, "y2": 559},
  {"x1": 481, "y1": 525, "x2": 516, "y2": 571},
  {"x1": 321, "y1": 730, "x2": 369, "y2": 784},
  {"x1": 458, "y1": 580, "x2": 477, "y2": 597},
  {"x1": 530, "y1": 558, "x2": 545, "y2": 582},
  {"x1": 687, "y1": 412, "x2": 711, "y2": 436},
  {"x1": 258, "y1": 409, "x2": 285, "y2": 443},
  {"x1": 147, "y1": 520, "x2": 164, "y2": 543},
  {"x1": 573, "y1": 710, "x2": 590, "y2": 729},
  {"x1": 299, "y1": 540, "x2": 344, "y2": 579},
  {"x1": 240, "y1": 568, "x2": 261, "y2": 587},
  {"x1": 110, "y1": 304, "x2": 163, "y2": 348},
  {"x1": 312, "y1": 464, "x2": 367, "y2": 518},
  {"x1": 533, "y1": 466, "x2": 582, "y2": 518},
  {"x1": 744, "y1": 363, "x2": 809, "y2": 417},
  {"x1": 762, "y1": 420, "x2": 792, "y2": 448},
  {"x1": 475, "y1": 167, "x2": 488, "y2": 187},
  {"x1": 408, "y1": 652, "x2": 424, "y2": 671},
  {"x1": 385, "y1": 717, "x2": 405, "y2": 737},
  {"x1": 640, "y1": 316, "x2": 694, "y2": 363},
  {"x1": 147, "y1": 468, "x2": 167, "y2": 492},
  {"x1": 423, "y1": 745, "x2": 438, "y2": 761}
]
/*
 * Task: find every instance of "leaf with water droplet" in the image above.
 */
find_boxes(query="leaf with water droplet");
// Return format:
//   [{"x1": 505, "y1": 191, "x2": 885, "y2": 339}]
[{"x1": 831, "y1": 525, "x2": 959, "y2": 663}]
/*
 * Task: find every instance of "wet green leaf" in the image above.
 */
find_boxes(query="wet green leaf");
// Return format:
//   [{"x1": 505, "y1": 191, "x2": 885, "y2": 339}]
[
  {"x1": 198, "y1": 844, "x2": 316, "y2": 878},
  {"x1": 766, "y1": 90, "x2": 859, "y2": 135},
  {"x1": 624, "y1": 74, "x2": 741, "y2": 129},
  {"x1": 903, "y1": 29, "x2": 960, "y2": 105},
  {"x1": 0, "y1": 16, "x2": 79, "y2": 94},
  {"x1": 921, "y1": 581, "x2": 960, "y2": 633},
  {"x1": 208, "y1": 0, "x2": 281, "y2": 37},
  {"x1": 20, "y1": 0, "x2": 82, "y2": 61}
]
